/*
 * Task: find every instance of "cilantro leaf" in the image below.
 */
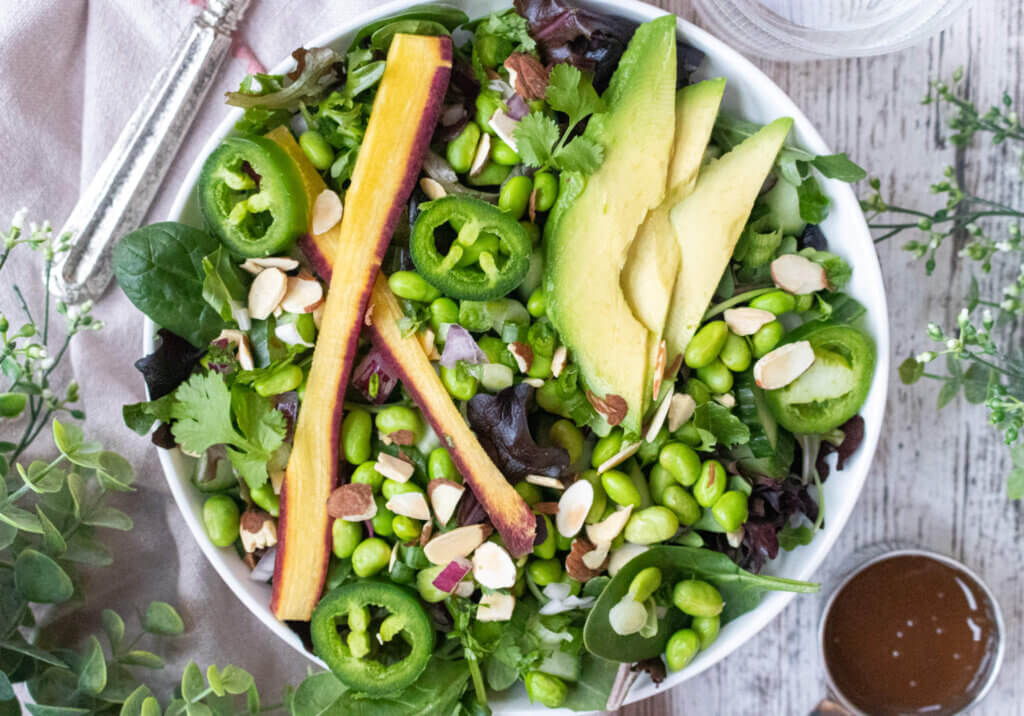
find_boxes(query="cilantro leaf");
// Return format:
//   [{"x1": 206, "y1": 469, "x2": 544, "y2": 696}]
[
  {"x1": 545, "y1": 64, "x2": 604, "y2": 129},
  {"x1": 553, "y1": 136, "x2": 604, "y2": 174},
  {"x1": 796, "y1": 170, "x2": 830, "y2": 224},
  {"x1": 811, "y1": 153, "x2": 867, "y2": 182},
  {"x1": 514, "y1": 112, "x2": 559, "y2": 168},
  {"x1": 479, "y1": 10, "x2": 536, "y2": 54},
  {"x1": 778, "y1": 524, "x2": 814, "y2": 551},
  {"x1": 122, "y1": 395, "x2": 175, "y2": 436}
]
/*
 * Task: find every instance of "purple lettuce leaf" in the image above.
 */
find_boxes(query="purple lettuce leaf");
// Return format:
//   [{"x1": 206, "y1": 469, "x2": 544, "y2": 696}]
[{"x1": 134, "y1": 329, "x2": 204, "y2": 400}]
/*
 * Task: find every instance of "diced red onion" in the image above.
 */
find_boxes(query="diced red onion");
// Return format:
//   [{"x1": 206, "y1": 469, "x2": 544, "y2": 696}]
[
  {"x1": 507, "y1": 94, "x2": 530, "y2": 121},
  {"x1": 439, "y1": 325, "x2": 489, "y2": 368},
  {"x1": 487, "y1": 78, "x2": 516, "y2": 100},
  {"x1": 352, "y1": 346, "x2": 399, "y2": 404},
  {"x1": 432, "y1": 557, "x2": 472, "y2": 593},
  {"x1": 249, "y1": 547, "x2": 277, "y2": 582}
]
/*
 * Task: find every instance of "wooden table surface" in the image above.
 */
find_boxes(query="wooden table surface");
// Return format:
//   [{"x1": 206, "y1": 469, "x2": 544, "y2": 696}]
[{"x1": 618, "y1": 1, "x2": 1024, "y2": 714}]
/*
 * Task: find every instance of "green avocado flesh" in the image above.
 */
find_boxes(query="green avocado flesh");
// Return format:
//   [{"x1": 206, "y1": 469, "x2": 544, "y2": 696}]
[{"x1": 544, "y1": 15, "x2": 678, "y2": 434}]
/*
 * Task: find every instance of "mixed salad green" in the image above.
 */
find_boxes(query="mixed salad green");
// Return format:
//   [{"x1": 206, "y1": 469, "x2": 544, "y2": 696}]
[{"x1": 114, "y1": 1, "x2": 874, "y2": 712}]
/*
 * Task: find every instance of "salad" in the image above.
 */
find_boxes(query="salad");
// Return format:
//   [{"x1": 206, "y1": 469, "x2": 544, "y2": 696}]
[{"x1": 115, "y1": 0, "x2": 875, "y2": 712}]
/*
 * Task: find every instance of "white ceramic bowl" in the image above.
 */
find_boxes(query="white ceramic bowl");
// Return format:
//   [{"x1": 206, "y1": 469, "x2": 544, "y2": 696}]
[{"x1": 153, "y1": 1, "x2": 890, "y2": 712}]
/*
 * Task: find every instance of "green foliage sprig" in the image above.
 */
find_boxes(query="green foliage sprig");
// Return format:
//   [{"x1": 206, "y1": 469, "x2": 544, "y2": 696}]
[{"x1": 864, "y1": 73, "x2": 1024, "y2": 498}]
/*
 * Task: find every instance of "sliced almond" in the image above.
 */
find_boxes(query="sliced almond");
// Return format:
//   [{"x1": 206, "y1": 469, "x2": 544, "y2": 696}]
[
  {"x1": 644, "y1": 388, "x2": 674, "y2": 443},
  {"x1": 248, "y1": 267, "x2": 288, "y2": 320},
  {"x1": 770, "y1": 254, "x2": 828, "y2": 294},
  {"x1": 311, "y1": 189, "x2": 343, "y2": 236},
  {"x1": 597, "y1": 441, "x2": 641, "y2": 475},
  {"x1": 526, "y1": 474, "x2": 564, "y2": 490},
  {"x1": 388, "y1": 541, "x2": 400, "y2": 572},
  {"x1": 586, "y1": 506, "x2": 633, "y2": 545},
  {"x1": 667, "y1": 393, "x2": 696, "y2": 433},
  {"x1": 423, "y1": 524, "x2": 493, "y2": 565},
  {"x1": 651, "y1": 340, "x2": 667, "y2": 401},
  {"x1": 239, "y1": 511, "x2": 277, "y2": 553},
  {"x1": 417, "y1": 328, "x2": 441, "y2": 361},
  {"x1": 607, "y1": 543, "x2": 649, "y2": 577},
  {"x1": 714, "y1": 392, "x2": 736, "y2": 408},
  {"x1": 420, "y1": 177, "x2": 447, "y2": 200},
  {"x1": 327, "y1": 483, "x2": 376, "y2": 522},
  {"x1": 419, "y1": 520, "x2": 433, "y2": 547},
  {"x1": 586, "y1": 391, "x2": 628, "y2": 427},
  {"x1": 477, "y1": 592, "x2": 515, "y2": 622},
  {"x1": 472, "y1": 542, "x2": 516, "y2": 589},
  {"x1": 551, "y1": 345, "x2": 568, "y2": 378},
  {"x1": 488, "y1": 109, "x2": 519, "y2": 151},
  {"x1": 724, "y1": 307, "x2": 776, "y2": 336},
  {"x1": 556, "y1": 479, "x2": 593, "y2": 538},
  {"x1": 375, "y1": 452, "x2": 415, "y2": 483},
  {"x1": 240, "y1": 256, "x2": 300, "y2": 274},
  {"x1": 453, "y1": 580, "x2": 475, "y2": 598},
  {"x1": 386, "y1": 491, "x2": 431, "y2": 521},
  {"x1": 270, "y1": 469, "x2": 285, "y2": 495},
  {"x1": 582, "y1": 540, "x2": 611, "y2": 571},
  {"x1": 726, "y1": 526, "x2": 745, "y2": 548},
  {"x1": 508, "y1": 342, "x2": 533, "y2": 373},
  {"x1": 428, "y1": 479, "x2": 465, "y2": 525},
  {"x1": 753, "y1": 341, "x2": 815, "y2": 390},
  {"x1": 236, "y1": 335, "x2": 255, "y2": 372},
  {"x1": 522, "y1": 377, "x2": 544, "y2": 388},
  {"x1": 280, "y1": 274, "x2": 324, "y2": 314},
  {"x1": 312, "y1": 303, "x2": 325, "y2": 330},
  {"x1": 469, "y1": 133, "x2": 492, "y2": 177},
  {"x1": 565, "y1": 537, "x2": 603, "y2": 581}
]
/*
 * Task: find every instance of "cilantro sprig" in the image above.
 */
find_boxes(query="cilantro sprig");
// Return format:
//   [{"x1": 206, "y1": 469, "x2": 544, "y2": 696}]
[{"x1": 514, "y1": 64, "x2": 606, "y2": 175}]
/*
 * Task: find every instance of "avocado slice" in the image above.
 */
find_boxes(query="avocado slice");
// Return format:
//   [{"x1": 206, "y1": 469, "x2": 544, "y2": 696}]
[
  {"x1": 622, "y1": 79, "x2": 726, "y2": 336},
  {"x1": 544, "y1": 16, "x2": 678, "y2": 434},
  {"x1": 662, "y1": 117, "x2": 794, "y2": 362}
]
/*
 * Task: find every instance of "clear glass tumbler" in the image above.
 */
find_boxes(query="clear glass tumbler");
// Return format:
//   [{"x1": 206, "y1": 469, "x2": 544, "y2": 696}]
[{"x1": 690, "y1": 0, "x2": 974, "y2": 61}]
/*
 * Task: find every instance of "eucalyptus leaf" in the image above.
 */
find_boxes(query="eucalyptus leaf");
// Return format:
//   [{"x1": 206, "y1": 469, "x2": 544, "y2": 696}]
[
  {"x1": 77, "y1": 636, "x2": 107, "y2": 696},
  {"x1": 63, "y1": 533, "x2": 113, "y2": 566},
  {"x1": 18, "y1": 461, "x2": 65, "y2": 494},
  {"x1": 52, "y1": 421, "x2": 102, "y2": 468},
  {"x1": 205, "y1": 665, "x2": 224, "y2": 697},
  {"x1": 0, "y1": 503, "x2": 43, "y2": 534},
  {"x1": 65, "y1": 473, "x2": 84, "y2": 518},
  {"x1": 219, "y1": 665, "x2": 254, "y2": 695},
  {"x1": 36, "y1": 507, "x2": 66, "y2": 557},
  {"x1": 143, "y1": 601, "x2": 184, "y2": 636},
  {"x1": 25, "y1": 705, "x2": 90, "y2": 716},
  {"x1": 898, "y1": 356, "x2": 924, "y2": 385},
  {"x1": 83, "y1": 506, "x2": 133, "y2": 531},
  {"x1": 0, "y1": 638, "x2": 66, "y2": 669},
  {"x1": 103, "y1": 609, "x2": 125, "y2": 653},
  {"x1": 95, "y1": 452, "x2": 136, "y2": 492},
  {"x1": 0, "y1": 671, "x2": 13, "y2": 701},
  {"x1": 118, "y1": 685, "x2": 154, "y2": 716},
  {"x1": 14, "y1": 549, "x2": 73, "y2": 603},
  {"x1": 180, "y1": 662, "x2": 205, "y2": 703},
  {"x1": 0, "y1": 521, "x2": 18, "y2": 551},
  {"x1": 118, "y1": 650, "x2": 165, "y2": 669}
]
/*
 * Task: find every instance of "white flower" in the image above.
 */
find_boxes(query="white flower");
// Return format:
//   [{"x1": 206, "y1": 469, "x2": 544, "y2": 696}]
[
  {"x1": 11, "y1": 207, "x2": 27, "y2": 230},
  {"x1": 915, "y1": 351, "x2": 937, "y2": 364}
]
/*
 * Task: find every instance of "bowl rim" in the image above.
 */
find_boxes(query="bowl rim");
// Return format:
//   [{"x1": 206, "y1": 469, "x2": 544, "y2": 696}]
[{"x1": 151, "y1": 0, "x2": 891, "y2": 711}]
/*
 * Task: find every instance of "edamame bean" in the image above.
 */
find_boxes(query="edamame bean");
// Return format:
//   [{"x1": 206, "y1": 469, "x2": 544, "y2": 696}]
[
  {"x1": 661, "y1": 485, "x2": 701, "y2": 526},
  {"x1": 382, "y1": 480, "x2": 423, "y2": 501},
  {"x1": 592, "y1": 431, "x2": 624, "y2": 469},
  {"x1": 665, "y1": 628, "x2": 700, "y2": 671},
  {"x1": 691, "y1": 615, "x2": 721, "y2": 650},
  {"x1": 624, "y1": 506, "x2": 679, "y2": 544},
  {"x1": 371, "y1": 496, "x2": 395, "y2": 537},
  {"x1": 711, "y1": 490, "x2": 749, "y2": 532},
  {"x1": 528, "y1": 558, "x2": 563, "y2": 586},
  {"x1": 532, "y1": 172, "x2": 557, "y2": 212},
  {"x1": 332, "y1": 519, "x2": 362, "y2": 559},
  {"x1": 534, "y1": 514, "x2": 557, "y2": 559},
  {"x1": 719, "y1": 333, "x2": 752, "y2": 373},
  {"x1": 429, "y1": 297, "x2": 459, "y2": 334},
  {"x1": 684, "y1": 378, "x2": 711, "y2": 406},
  {"x1": 491, "y1": 137, "x2": 520, "y2": 165},
  {"x1": 684, "y1": 321, "x2": 729, "y2": 369},
  {"x1": 601, "y1": 469, "x2": 643, "y2": 508},
  {"x1": 299, "y1": 130, "x2": 334, "y2": 170},
  {"x1": 446, "y1": 121, "x2": 482, "y2": 174},
  {"x1": 794, "y1": 293, "x2": 815, "y2": 312},
  {"x1": 628, "y1": 567, "x2": 662, "y2": 602},
  {"x1": 351, "y1": 537, "x2": 391, "y2": 577},
  {"x1": 475, "y1": 93, "x2": 501, "y2": 134},
  {"x1": 693, "y1": 460, "x2": 726, "y2": 508},
  {"x1": 416, "y1": 565, "x2": 450, "y2": 603},
  {"x1": 376, "y1": 405, "x2": 423, "y2": 442},
  {"x1": 250, "y1": 483, "x2": 280, "y2": 517},
  {"x1": 341, "y1": 408, "x2": 372, "y2": 465},
  {"x1": 202, "y1": 495, "x2": 240, "y2": 547},
  {"x1": 516, "y1": 480, "x2": 542, "y2": 505},
  {"x1": 750, "y1": 290, "x2": 796, "y2": 315},
  {"x1": 659, "y1": 442, "x2": 702, "y2": 487},
  {"x1": 751, "y1": 320, "x2": 784, "y2": 358},
  {"x1": 672, "y1": 579, "x2": 724, "y2": 617},
  {"x1": 649, "y1": 465, "x2": 676, "y2": 505},
  {"x1": 466, "y1": 161, "x2": 511, "y2": 187},
  {"x1": 388, "y1": 270, "x2": 441, "y2": 303},
  {"x1": 697, "y1": 359, "x2": 734, "y2": 394},
  {"x1": 525, "y1": 672, "x2": 568, "y2": 709},
  {"x1": 581, "y1": 470, "x2": 608, "y2": 523},
  {"x1": 351, "y1": 461, "x2": 383, "y2": 492},
  {"x1": 253, "y1": 364, "x2": 304, "y2": 397},
  {"x1": 527, "y1": 288, "x2": 546, "y2": 317},
  {"x1": 428, "y1": 447, "x2": 460, "y2": 483},
  {"x1": 549, "y1": 419, "x2": 584, "y2": 466},
  {"x1": 392, "y1": 515, "x2": 422, "y2": 542},
  {"x1": 499, "y1": 176, "x2": 533, "y2": 220},
  {"x1": 440, "y1": 364, "x2": 478, "y2": 401},
  {"x1": 675, "y1": 422, "x2": 702, "y2": 447}
]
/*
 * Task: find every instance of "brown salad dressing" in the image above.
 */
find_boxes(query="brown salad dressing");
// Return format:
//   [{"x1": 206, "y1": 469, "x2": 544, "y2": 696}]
[{"x1": 823, "y1": 555, "x2": 998, "y2": 716}]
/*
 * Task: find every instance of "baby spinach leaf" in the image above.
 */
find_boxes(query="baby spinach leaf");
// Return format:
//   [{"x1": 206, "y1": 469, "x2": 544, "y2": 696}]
[
  {"x1": 113, "y1": 222, "x2": 227, "y2": 348},
  {"x1": 316, "y1": 657, "x2": 470, "y2": 716},
  {"x1": 201, "y1": 246, "x2": 250, "y2": 323},
  {"x1": 561, "y1": 652, "x2": 619, "y2": 711},
  {"x1": 583, "y1": 546, "x2": 818, "y2": 662}
]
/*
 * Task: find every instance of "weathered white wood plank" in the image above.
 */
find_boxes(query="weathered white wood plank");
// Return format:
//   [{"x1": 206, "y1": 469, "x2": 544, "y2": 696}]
[{"x1": 616, "y1": 1, "x2": 1024, "y2": 714}]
